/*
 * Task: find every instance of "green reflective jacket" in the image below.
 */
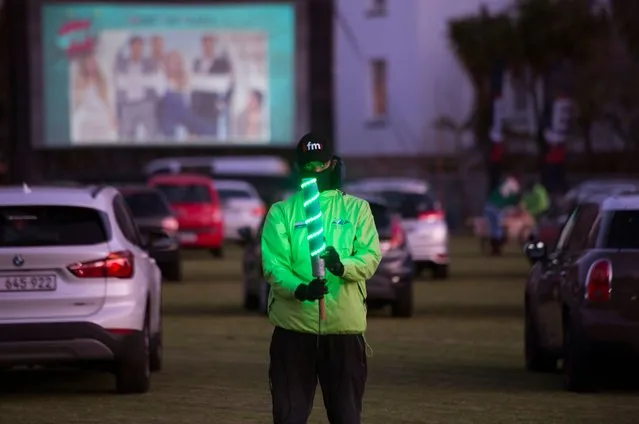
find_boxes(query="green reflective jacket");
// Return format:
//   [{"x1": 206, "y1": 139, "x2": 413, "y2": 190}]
[{"x1": 261, "y1": 190, "x2": 382, "y2": 334}]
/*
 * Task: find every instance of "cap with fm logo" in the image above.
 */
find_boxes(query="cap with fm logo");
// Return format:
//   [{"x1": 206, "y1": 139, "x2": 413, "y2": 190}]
[{"x1": 296, "y1": 133, "x2": 333, "y2": 167}]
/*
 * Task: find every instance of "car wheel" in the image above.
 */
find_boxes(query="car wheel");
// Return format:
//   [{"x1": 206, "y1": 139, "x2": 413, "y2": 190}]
[
  {"x1": 149, "y1": 312, "x2": 163, "y2": 372},
  {"x1": 243, "y1": 291, "x2": 260, "y2": 311},
  {"x1": 432, "y1": 264, "x2": 449, "y2": 280},
  {"x1": 163, "y1": 261, "x2": 182, "y2": 282},
  {"x1": 115, "y1": 316, "x2": 151, "y2": 394},
  {"x1": 524, "y1": 306, "x2": 557, "y2": 372},
  {"x1": 563, "y1": 319, "x2": 595, "y2": 393},
  {"x1": 210, "y1": 248, "x2": 224, "y2": 258},
  {"x1": 391, "y1": 282, "x2": 413, "y2": 318}
]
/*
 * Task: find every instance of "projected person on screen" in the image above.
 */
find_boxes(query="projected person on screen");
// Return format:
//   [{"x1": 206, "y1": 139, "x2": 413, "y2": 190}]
[
  {"x1": 191, "y1": 34, "x2": 235, "y2": 140},
  {"x1": 157, "y1": 51, "x2": 218, "y2": 140},
  {"x1": 114, "y1": 36, "x2": 159, "y2": 142},
  {"x1": 234, "y1": 89, "x2": 265, "y2": 140},
  {"x1": 71, "y1": 54, "x2": 117, "y2": 142}
]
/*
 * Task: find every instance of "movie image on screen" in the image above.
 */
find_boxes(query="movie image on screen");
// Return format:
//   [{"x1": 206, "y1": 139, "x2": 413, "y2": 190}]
[{"x1": 41, "y1": 3, "x2": 295, "y2": 147}]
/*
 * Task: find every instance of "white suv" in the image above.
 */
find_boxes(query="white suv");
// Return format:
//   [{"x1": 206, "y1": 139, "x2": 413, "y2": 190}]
[{"x1": 0, "y1": 185, "x2": 163, "y2": 394}]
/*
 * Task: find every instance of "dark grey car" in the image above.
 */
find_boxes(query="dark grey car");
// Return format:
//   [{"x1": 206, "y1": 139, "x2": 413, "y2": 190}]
[
  {"x1": 239, "y1": 196, "x2": 415, "y2": 317},
  {"x1": 120, "y1": 186, "x2": 182, "y2": 282}
]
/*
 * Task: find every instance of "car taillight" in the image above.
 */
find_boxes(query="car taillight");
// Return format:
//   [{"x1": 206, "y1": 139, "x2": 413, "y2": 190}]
[
  {"x1": 161, "y1": 217, "x2": 179, "y2": 232},
  {"x1": 390, "y1": 216, "x2": 405, "y2": 249},
  {"x1": 252, "y1": 206, "x2": 266, "y2": 217},
  {"x1": 68, "y1": 251, "x2": 134, "y2": 279},
  {"x1": 419, "y1": 210, "x2": 445, "y2": 222},
  {"x1": 212, "y1": 207, "x2": 222, "y2": 222},
  {"x1": 585, "y1": 259, "x2": 612, "y2": 302}
]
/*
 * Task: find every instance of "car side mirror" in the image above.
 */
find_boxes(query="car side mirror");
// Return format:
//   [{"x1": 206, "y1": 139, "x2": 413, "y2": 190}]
[
  {"x1": 524, "y1": 239, "x2": 547, "y2": 264},
  {"x1": 237, "y1": 226, "x2": 254, "y2": 245},
  {"x1": 146, "y1": 230, "x2": 174, "y2": 251}
]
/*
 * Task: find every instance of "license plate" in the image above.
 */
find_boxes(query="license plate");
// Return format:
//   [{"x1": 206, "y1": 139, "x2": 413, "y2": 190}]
[
  {"x1": 0, "y1": 275, "x2": 57, "y2": 292},
  {"x1": 179, "y1": 232, "x2": 197, "y2": 242}
]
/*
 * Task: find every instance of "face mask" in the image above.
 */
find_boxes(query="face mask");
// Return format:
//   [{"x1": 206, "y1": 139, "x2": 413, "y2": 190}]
[{"x1": 300, "y1": 162, "x2": 337, "y2": 192}]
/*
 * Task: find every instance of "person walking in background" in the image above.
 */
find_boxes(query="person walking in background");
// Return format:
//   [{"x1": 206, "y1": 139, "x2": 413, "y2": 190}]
[
  {"x1": 262, "y1": 133, "x2": 381, "y2": 424},
  {"x1": 234, "y1": 89, "x2": 264, "y2": 139},
  {"x1": 191, "y1": 34, "x2": 235, "y2": 140},
  {"x1": 114, "y1": 36, "x2": 158, "y2": 141},
  {"x1": 71, "y1": 54, "x2": 117, "y2": 141},
  {"x1": 158, "y1": 51, "x2": 217, "y2": 140},
  {"x1": 483, "y1": 170, "x2": 522, "y2": 256}
]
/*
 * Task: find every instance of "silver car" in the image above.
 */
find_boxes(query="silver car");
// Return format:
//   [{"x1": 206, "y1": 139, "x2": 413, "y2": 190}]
[{"x1": 345, "y1": 178, "x2": 449, "y2": 279}]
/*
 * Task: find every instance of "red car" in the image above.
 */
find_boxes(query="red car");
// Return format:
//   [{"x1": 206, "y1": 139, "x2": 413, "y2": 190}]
[{"x1": 148, "y1": 173, "x2": 224, "y2": 256}]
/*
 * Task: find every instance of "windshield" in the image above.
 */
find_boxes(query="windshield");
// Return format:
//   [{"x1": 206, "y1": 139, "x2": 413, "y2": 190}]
[
  {"x1": 371, "y1": 191, "x2": 435, "y2": 219},
  {"x1": 154, "y1": 184, "x2": 212, "y2": 204},
  {"x1": 0, "y1": 206, "x2": 109, "y2": 247},
  {"x1": 604, "y1": 210, "x2": 639, "y2": 249},
  {"x1": 218, "y1": 189, "x2": 253, "y2": 202},
  {"x1": 124, "y1": 192, "x2": 172, "y2": 217}
]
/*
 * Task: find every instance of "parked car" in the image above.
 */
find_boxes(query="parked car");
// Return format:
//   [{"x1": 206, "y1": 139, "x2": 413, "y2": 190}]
[
  {"x1": 536, "y1": 179, "x2": 639, "y2": 250},
  {"x1": 524, "y1": 193, "x2": 639, "y2": 392},
  {"x1": 0, "y1": 185, "x2": 164, "y2": 394},
  {"x1": 344, "y1": 178, "x2": 449, "y2": 279},
  {"x1": 215, "y1": 179, "x2": 266, "y2": 241},
  {"x1": 144, "y1": 155, "x2": 296, "y2": 206},
  {"x1": 119, "y1": 186, "x2": 182, "y2": 282},
  {"x1": 148, "y1": 173, "x2": 224, "y2": 257},
  {"x1": 240, "y1": 194, "x2": 415, "y2": 317}
]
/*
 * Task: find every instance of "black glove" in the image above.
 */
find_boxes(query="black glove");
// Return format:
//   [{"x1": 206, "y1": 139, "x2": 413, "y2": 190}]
[
  {"x1": 294, "y1": 278, "x2": 328, "y2": 301},
  {"x1": 321, "y1": 246, "x2": 344, "y2": 277}
]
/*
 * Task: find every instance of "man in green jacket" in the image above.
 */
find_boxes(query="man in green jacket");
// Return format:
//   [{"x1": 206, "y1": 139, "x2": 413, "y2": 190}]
[{"x1": 262, "y1": 133, "x2": 382, "y2": 424}]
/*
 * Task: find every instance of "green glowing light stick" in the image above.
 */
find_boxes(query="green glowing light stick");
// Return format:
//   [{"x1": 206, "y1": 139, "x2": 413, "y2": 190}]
[{"x1": 301, "y1": 177, "x2": 327, "y2": 321}]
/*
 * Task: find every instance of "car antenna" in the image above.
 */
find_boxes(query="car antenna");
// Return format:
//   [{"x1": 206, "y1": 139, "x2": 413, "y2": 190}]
[{"x1": 22, "y1": 182, "x2": 31, "y2": 194}]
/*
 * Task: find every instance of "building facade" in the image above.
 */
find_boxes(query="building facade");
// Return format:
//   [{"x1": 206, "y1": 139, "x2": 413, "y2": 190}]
[{"x1": 334, "y1": 0, "x2": 527, "y2": 157}]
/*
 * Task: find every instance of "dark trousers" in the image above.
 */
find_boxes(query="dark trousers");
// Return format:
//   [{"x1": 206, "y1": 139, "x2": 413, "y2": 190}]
[{"x1": 269, "y1": 326, "x2": 367, "y2": 424}]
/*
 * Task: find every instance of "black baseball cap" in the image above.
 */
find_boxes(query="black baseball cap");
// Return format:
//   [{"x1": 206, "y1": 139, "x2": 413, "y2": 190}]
[{"x1": 296, "y1": 133, "x2": 332, "y2": 167}]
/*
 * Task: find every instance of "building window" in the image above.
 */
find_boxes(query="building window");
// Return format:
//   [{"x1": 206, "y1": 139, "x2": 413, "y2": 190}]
[
  {"x1": 370, "y1": 59, "x2": 387, "y2": 119},
  {"x1": 367, "y1": 0, "x2": 387, "y2": 17}
]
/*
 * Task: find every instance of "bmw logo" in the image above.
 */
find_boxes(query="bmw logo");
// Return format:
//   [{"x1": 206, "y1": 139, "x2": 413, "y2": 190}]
[{"x1": 12, "y1": 255, "x2": 24, "y2": 267}]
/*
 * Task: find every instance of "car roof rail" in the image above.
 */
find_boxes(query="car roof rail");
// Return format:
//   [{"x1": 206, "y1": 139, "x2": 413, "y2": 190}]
[{"x1": 89, "y1": 184, "x2": 107, "y2": 198}]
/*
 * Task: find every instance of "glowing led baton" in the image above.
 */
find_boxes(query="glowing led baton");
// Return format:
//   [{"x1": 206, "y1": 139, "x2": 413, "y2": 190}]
[{"x1": 301, "y1": 177, "x2": 327, "y2": 321}]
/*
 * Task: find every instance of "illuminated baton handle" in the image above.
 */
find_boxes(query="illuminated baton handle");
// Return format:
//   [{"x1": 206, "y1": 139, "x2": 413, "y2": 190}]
[{"x1": 301, "y1": 177, "x2": 327, "y2": 321}]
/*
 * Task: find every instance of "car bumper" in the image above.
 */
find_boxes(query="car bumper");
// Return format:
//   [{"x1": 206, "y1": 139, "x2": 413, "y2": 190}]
[
  {"x1": 407, "y1": 238, "x2": 449, "y2": 264},
  {"x1": 0, "y1": 322, "x2": 139, "y2": 365},
  {"x1": 366, "y1": 252, "x2": 413, "y2": 301},
  {"x1": 179, "y1": 228, "x2": 223, "y2": 248},
  {"x1": 579, "y1": 309, "x2": 639, "y2": 350},
  {"x1": 225, "y1": 220, "x2": 261, "y2": 241},
  {"x1": 150, "y1": 247, "x2": 180, "y2": 265}
]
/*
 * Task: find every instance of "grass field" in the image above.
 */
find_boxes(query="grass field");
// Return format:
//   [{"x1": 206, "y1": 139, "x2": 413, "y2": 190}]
[{"x1": 1, "y1": 238, "x2": 638, "y2": 424}]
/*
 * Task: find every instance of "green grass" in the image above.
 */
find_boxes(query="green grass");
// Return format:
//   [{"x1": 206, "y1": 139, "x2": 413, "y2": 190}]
[{"x1": 1, "y1": 238, "x2": 638, "y2": 423}]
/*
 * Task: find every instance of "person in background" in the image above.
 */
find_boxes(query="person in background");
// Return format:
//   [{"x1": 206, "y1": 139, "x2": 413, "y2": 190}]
[
  {"x1": 234, "y1": 89, "x2": 264, "y2": 139},
  {"x1": 114, "y1": 36, "x2": 158, "y2": 141},
  {"x1": 191, "y1": 34, "x2": 234, "y2": 139},
  {"x1": 158, "y1": 51, "x2": 217, "y2": 139},
  {"x1": 484, "y1": 171, "x2": 522, "y2": 256},
  {"x1": 262, "y1": 133, "x2": 381, "y2": 424},
  {"x1": 522, "y1": 178, "x2": 550, "y2": 223},
  {"x1": 72, "y1": 54, "x2": 117, "y2": 141},
  {"x1": 149, "y1": 35, "x2": 166, "y2": 70}
]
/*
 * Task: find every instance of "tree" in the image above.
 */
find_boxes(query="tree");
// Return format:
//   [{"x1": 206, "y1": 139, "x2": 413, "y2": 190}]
[
  {"x1": 606, "y1": 0, "x2": 639, "y2": 164},
  {"x1": 513, "y1": 0, "x2": 609, "y2": 155},
  {"x1": 447, "y1": 6, "x2": 519, "y2": 159}
]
